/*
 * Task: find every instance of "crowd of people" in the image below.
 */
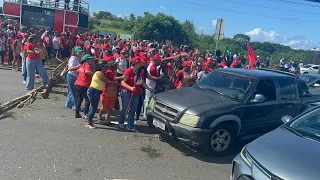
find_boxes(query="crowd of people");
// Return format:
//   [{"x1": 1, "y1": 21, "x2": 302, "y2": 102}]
[{"x1": 0, "y1": 19, "x2": 267, "y2": 131}]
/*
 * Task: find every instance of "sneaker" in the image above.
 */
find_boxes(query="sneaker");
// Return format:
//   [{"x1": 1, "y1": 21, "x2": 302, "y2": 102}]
[
  {"x1": 126, "y1": 127, "x2": 138, "y2": 132},
  {"x1": 75, "y1": 114, "x2": 82, "y2": 118},
  {"x1": 86, "y1": 123, "x2": 96, "y2": 129},
  {"x1": 23, "y1": 81, "x2": 26, "y2": 84},
  {"x1": 82, "y1": 114, "x2": 88, "y2": 119}
]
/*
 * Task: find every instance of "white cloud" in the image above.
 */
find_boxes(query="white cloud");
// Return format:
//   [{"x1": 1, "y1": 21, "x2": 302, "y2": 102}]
[
  {"x1": 117, "y1": 13, "x2": 122, "y2": 18},
  {"x1": 245, "y1": 28, "x2": 319, "y2": 50},
  {"x1": 160, "y1": 5, "x2": 164, "y2": 9},
  {"x1": 212, "y1": 19, "x2": 217, "y2": 27}
]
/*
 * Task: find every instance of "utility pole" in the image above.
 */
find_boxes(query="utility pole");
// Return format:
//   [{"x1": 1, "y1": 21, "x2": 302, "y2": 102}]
[{"x1": 214, "y1": 19, "x2": 225, "y2": 56}]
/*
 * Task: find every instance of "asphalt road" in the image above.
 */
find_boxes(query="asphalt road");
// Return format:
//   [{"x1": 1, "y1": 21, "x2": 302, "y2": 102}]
[
  {"x1": 0, "y1": 69, "x2": 27, "y2": 103},
  {"x1": 0, "y1": 69, "x2": 243, "y2": 180}
]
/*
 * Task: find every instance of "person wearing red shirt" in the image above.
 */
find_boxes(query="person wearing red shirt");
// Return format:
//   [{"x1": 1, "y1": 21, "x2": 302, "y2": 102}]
[
  {"x1": 25, "y1": 35, "x2": 48, "y2": 90},
  {"x1": 97, "y1": 60, "x2": 127, "y2": 123},
  {"x1": 102, "y1": 50, "x2": 114, "y2": 62},
  {"x1": 119, "y1": 56, "x2": 154, "y2": 131},
  {"x1": 42, "y1": 31, "x2": 52, "y2": 60},
  {"x1": 174, "y1": 61, "x2": 196, "y2": 89},
  {"x1": 59, "y1": 32, "x2": 70, "y2": 58},
  {"x1": 92, "y1": 46, "x2": 100, "y2": 59},
  {"x1": 74, "y1": 54, "x2": 95, "y2": 118},
  {"x1": 143, "y1": 54, "x2": 162, "y2": 118}
]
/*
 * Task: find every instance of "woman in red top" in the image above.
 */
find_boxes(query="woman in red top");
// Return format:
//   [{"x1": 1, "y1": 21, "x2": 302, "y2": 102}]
[
  {"x1": 25, "y1": 35, "x2": 49, "y2": 90},
  {"x1": 119, "y1": 56, "x2": 154, "y2": 131},
  {"x1": 174, "y1": 61, "x2": 196, "y2": 89},
  {"x1": 97, "y1": 60, "x2": 127, "y2": 123},
  {"x1": 74, "y1": 54, "x2": 95, "y2": 118}
]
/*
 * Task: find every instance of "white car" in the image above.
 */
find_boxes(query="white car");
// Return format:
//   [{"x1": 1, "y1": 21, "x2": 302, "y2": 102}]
[{"x1": 300, "y1": 64, "x2": 319, "y2": 74}]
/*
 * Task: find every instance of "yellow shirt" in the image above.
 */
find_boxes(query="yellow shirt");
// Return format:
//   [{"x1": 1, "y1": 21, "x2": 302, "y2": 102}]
[{"x1": 90, "y1": 72, "x2": 106, "y2": 91}]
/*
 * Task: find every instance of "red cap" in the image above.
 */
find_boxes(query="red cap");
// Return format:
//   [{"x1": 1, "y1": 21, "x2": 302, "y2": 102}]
[
  {"x1": 152, "y1": 54, "x2": 162, "y2": 61},
  {"x1": 140, "y1": 55, "x2": 149, "y2": 64},
  {"x1": 182, "y1": 61, "x2": 192, "y2": 67},
  {"x1": 94, "y1": 45, "x2": 100, "y2": 49},
  {"x1": 132, "y1": 56, "x2": 141, "y2": 63}
]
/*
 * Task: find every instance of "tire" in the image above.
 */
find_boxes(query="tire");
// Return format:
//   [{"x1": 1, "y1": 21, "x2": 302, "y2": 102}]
[{"x1": 205, "y1": 123, "x2": 237, "y2": 157}]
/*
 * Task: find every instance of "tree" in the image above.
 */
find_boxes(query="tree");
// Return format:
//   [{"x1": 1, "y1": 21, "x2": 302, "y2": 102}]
[
  {"x1": 233, "y1": 34, "x2": 251, "y2": 43},
  {"x1": 181, "y1": 20, "x2": 199, "y2": 48},
  {"x1": 133, "y1": 13, "x2": 187, "y2": 45}
]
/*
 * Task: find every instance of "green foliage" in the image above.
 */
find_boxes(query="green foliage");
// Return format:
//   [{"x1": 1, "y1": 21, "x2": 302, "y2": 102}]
[
  {"x1": 133, "y1": 13, "x2": 185, "y2": 45},
  {"x1": 233, "y1": 34, "x2": 251, "y2": 43},
  {"x1": 88, "y1": 10, "x2": 319, "y2": 65}
]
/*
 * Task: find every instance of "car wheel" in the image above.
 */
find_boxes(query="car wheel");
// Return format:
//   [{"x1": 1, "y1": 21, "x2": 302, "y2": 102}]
[{"x1": 205, "y1": 123, "x2": 236, "y2": 157}]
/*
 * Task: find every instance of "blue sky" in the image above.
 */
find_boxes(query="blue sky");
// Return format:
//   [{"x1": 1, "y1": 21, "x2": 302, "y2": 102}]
[{"x1": 87, "y1": 0, "x2": 320, "y2": 50}]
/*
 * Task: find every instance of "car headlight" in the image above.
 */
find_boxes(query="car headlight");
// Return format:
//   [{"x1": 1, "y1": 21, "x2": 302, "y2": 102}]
[
  {"x1": 179, "y1": 114, "x2": 200, "y2": 127},
  {"x1": 240, "y1": 146, "x2": 253, "y2": 167},
  {"x1": 149, "y1": 98, "x2": 155, "y2": 112}
]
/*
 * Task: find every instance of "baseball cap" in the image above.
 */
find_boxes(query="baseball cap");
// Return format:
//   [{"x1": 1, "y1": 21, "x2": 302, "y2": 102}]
[
  {"x1": 97, "y1": 60, "x2": 110, "y2": 67},
  {"x1": 108, "y1": 60, "x2": 118, "y2": 67},
  {"x1": 74, "y1": 46, "x2": 83, "y2": 52},
  {"x1": 132, "y1": 56, "x2": 142, "y2": 63},
  {"x1": 152, "y1": 54, "x2": 162, "y2": 61},
  {"x1": 81, "y1": 54, "x2": 95, "y2": 62}
]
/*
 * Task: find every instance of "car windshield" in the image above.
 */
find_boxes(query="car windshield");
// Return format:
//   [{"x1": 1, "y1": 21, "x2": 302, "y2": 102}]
[
  {"x1": 196, "y1": 71, "x2": 254, "y2": 101},
  {"x1": 286, "y1": 108, "x2": 320, "y2": 142},
  {"x1": 303, "y1": 64, "x2": 312, "y2": 68}
]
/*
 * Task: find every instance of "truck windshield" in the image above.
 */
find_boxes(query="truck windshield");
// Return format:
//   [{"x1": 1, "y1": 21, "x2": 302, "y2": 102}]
[{"x1": 196, "y1": 71, "x2": 254, "y2": 101}]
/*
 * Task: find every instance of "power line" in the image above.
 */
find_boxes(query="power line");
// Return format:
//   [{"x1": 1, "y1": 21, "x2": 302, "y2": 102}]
[
  {"x1": 177, "y1": 0, "x2": 320, "y2": 23},
  {"x1": 224, "y1": 0, "x2": 320, "y2": 15},
  {"x1": 266, "y1": 0, "x2": 320, "y2": 8}
]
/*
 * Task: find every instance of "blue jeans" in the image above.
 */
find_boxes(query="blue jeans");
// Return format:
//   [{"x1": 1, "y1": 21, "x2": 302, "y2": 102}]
[
  {"x1": 119, "y1": 90, "x2": 140, "y2": 129},
  {"x1": 143, "y1": 89, "x2": 155, "y2": 118},
  {"x1": 87, "y1": 87, "x2": 102, "y2": 124},
  {"x1": 26, "y1": 59, "x2": 48, "y2": 90},
  {"x1": 65, "y1": 73, "x2": 77, "y2": 109},
  {"x1": 22, "y1": 59, "x2": 27, "y2": 81}
]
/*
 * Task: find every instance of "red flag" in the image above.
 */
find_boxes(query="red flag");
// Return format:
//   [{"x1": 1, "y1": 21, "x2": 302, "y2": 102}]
[{"x1": 246, "y1": 42, "x2": 257, "y2": 69}]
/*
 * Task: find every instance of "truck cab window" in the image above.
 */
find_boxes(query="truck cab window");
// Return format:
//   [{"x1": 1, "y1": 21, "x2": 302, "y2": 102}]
[
  {"x1": 278, "y1": 79, "x2": 296, "y2": 100},
  {"x1": 255, "y1": 79, "x2": 276, "y2": 101}
]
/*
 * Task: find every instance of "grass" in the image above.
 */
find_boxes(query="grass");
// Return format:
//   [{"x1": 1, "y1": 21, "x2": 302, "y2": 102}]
[{"x1": 93, "y1": 19, "x2": 131, "y2": 35}]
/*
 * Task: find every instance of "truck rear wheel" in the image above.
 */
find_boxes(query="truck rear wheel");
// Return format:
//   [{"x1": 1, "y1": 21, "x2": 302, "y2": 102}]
[{"x1": 205, "y1": 123, "x2": 236, "y2": 157}]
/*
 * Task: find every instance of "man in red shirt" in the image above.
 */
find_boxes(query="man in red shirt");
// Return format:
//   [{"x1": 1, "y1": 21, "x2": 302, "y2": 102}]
[
  {"x1": 119, "y1": 56, "x2": 154, "y2": 131},
  {"x1": 59, "y1": 32, "x2": 70, "y2": 58}
]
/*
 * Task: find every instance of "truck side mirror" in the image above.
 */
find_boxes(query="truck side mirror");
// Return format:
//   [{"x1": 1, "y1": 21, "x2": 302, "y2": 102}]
[
  {"x1": 281, "y1": 115, "x2": 293, "y2": 123},
  {"x1": 251, "y1": 94, "x2": 266, "y2": 104}
]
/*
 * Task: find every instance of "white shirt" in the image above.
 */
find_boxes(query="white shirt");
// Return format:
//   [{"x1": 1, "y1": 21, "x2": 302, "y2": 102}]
[
  {"x1": 52, "y1": 36, "x2": 60, "y2": 50},
  {"x1": 146, "y1": 62, "x2": 159, "y2": 89},
  {"x1": 116, "y1": 57, "x2": 128, "y2": 75},
  {"x1": 68, "y1": 56, "x2": 80, "y2": 78}
]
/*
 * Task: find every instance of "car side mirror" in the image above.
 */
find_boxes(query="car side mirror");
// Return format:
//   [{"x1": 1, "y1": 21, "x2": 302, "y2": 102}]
[
  {"x1": 281, "y1": 115, "x2": 293, "y2": 123},
  {"x1": 251, "y1": 94, "x2": 266, "y2": 104}
]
